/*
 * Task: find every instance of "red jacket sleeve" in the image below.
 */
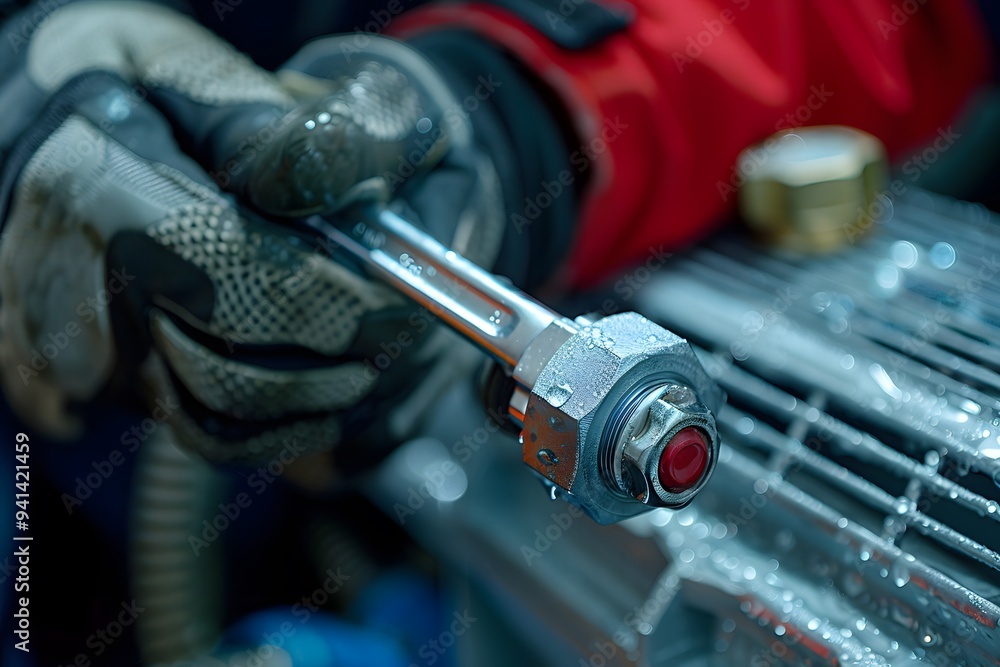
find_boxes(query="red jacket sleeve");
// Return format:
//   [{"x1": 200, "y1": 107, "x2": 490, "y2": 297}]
[{"x1": 390, "y1": 1, "x2": 991, "y2": 287}]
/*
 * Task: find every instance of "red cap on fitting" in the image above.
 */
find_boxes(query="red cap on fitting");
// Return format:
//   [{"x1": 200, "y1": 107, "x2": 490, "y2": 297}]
[{"x1": 658, "y1": 427, "x2": 709, "y2": 492}]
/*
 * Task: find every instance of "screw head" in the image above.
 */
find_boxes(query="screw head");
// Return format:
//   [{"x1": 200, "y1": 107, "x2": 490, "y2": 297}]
[
  {"x1": 611, "y1": 383, "x2": 717, "y2": 507},
  {"x1": 658, "y1": 427, "x2": 709, "y2": 492}
]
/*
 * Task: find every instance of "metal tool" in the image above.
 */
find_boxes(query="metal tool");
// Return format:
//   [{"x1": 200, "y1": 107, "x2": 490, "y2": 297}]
[{"x1": 305, "y1": 207, "x2": 723, "y2": 524}]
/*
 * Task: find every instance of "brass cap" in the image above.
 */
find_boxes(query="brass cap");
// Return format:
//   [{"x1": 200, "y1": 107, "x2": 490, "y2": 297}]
[{"x1": 737, "y1": 126, "x2": 888, "y2": 252}]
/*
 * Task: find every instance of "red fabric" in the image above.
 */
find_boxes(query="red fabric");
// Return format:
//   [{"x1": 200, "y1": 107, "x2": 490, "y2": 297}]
[{"x1": 390, "y1": 1, "x2": 991, "y2": 287}]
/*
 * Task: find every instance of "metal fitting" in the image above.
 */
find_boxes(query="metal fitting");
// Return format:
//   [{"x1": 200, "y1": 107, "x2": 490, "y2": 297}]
[
  {"x1": 738, "y1": 125, "x2": 888, "y2": 252},
  {"x1": 606, "y1": 384, "x2": 717, "y2": 508},
  {"x1": 520, "y1": 312, "x2": 723, "y2": 524}
]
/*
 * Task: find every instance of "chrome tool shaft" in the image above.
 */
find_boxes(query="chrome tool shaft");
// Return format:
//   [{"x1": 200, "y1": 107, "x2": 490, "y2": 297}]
[{"x1": 308, "y1": 207, "x2": 723, "y2": 523}]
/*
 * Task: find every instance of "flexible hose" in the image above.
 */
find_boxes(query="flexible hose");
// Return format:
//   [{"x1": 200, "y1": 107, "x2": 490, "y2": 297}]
[{"x1": 129, "y1": 426, "x2": 223, "y2": 664}]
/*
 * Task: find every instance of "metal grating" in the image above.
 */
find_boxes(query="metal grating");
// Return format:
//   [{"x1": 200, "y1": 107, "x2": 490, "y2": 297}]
[{"x1": 637, "y1": 189, "x2": 1000, "y2": 665}]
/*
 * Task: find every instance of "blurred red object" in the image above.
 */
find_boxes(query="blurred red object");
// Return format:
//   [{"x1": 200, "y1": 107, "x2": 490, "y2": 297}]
[{"x1": 393, "y1": 1, "x2": 990, "y2": 287}]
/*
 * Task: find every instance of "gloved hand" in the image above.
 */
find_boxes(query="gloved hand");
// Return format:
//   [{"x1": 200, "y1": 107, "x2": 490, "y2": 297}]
[{"x1": 0, "y1": 1, "x2": 505, "y2": 464}]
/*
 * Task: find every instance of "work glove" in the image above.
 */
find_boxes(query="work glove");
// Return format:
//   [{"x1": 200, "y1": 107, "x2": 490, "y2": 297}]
[{"x1": 0, "y1": 1, "x2": 505, "y2": 465}]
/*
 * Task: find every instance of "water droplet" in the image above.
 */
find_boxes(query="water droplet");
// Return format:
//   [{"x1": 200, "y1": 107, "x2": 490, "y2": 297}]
[
  {"x1": 547, "y1": 382, "x2": 573, "y2": 407},
  {"x1": 890, "y1": 240, "x2": 918, "y2": 268},
  {"x1": 930, "y1": 242, "x2": 956, "y2": 269},
  {"x1": 537, "y1": 449, "x2": 559, "y2": 466}
]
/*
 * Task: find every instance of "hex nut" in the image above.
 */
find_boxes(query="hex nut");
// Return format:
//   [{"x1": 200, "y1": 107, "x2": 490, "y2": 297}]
[{"x1": 520, "y1": 312, "x2": 724, "y2": 524}]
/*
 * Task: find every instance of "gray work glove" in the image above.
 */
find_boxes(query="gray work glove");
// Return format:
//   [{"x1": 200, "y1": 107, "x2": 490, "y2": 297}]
[{"x1": 0, "y1": 1, "x2": 504, "y2": 464}]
